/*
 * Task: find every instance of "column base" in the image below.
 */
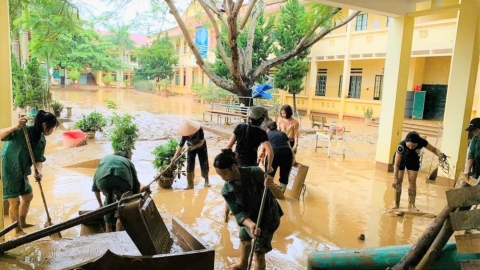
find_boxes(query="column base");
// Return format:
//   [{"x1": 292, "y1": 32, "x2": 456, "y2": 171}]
[{"x1": 376, "y1": 161, "x2": 393, "y2": 172}]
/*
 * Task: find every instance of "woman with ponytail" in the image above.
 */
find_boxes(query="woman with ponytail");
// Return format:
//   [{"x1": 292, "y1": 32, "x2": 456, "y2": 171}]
[
  {"x1": 214, "y1": 149, "x2": 283, "y2": 270},
  {"x1": 1, "y1": 110, "x2": 58, "y2": 236}
]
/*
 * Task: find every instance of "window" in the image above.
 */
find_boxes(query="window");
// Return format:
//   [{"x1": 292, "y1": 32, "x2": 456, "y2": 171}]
[
  {"x1": 202, "y1": 71, "x2": 205, "y2": 84},
  {"x1": 192, "y1": 71, "x2": 195, "y2": 84},
  {"x1": 175, "y1": 43, "x2": 180, "y2": 54},
  {"x1": 338, "y1": 75, "x2": 343, "y2": 98},
  {"x1": 175, "y1": 71, "x2": 180, "y2": 85},
  {"x1": 348, "y1": 76, "x2": 362, "y2": 99},
  {"x1": 316, "y1": 69, "x2": 327, "y2": 96},
  {"x1": 355, "y1": 14, "x2": 368, "y2": 31},
  {"x1": 183, "y1": 42, "x2": 188, "y2": 54},
  {"x1": 374, "y1": 75, "x2": 383, "y2": 100},
  {"x1": 130, "y1": 54, "x2": 137, "y2": 63},
  {"x1": 387, "y1": 17, "x2": 392, "y2": 27},
  {"x1": 183, "y1": 70, "x2": 186, "y2": 86}
]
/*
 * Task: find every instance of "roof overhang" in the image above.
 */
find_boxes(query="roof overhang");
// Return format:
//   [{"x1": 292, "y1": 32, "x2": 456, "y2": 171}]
[{"x1": 306, "y1": 0, "x2": 428, "y2": 17}]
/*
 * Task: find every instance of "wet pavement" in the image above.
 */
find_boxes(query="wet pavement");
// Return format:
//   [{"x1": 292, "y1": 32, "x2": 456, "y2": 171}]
[{"x1": 0, "y1": 87, "x2": 452, "y2": 269}]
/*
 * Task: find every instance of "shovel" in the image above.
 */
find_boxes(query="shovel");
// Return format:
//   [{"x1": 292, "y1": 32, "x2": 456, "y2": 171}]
[{"x1": 22, "y1": 127, "x2": 62, "y2": 239}]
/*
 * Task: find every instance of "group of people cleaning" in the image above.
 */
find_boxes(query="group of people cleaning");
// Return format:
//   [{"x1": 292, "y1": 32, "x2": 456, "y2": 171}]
[{"x1": 3, "y1": 104, "x2": 480, "y2": 269}]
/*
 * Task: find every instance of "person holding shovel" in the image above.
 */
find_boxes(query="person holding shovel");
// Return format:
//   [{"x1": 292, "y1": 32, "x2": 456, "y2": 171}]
[
  {"x1": 92, "y1": 151, "x2": 150, "y2": 232},
  {"x1": 392, "y1": 131, "x2": 446, "y2": 211},
  {"x1": 465, "y1": 118, "x2": 480, "y2": 180},
  {"x1": 1, "y1": 111, "x2": 58, "y2": 236},
  {"x1": 173, "y1": 119, "x2": 210, "y2": 189},
  {"x1": 214, "y1": 149, "x2": 283, "y2": 270}
]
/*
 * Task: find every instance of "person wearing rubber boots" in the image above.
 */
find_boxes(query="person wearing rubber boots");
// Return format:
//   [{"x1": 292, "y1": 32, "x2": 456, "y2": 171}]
[
  {"x1": 214, "y1": 149, "x2": 284, "y2": 270},
  {"x1": 173, "y1": 120, "x2": 210, "y2": 189},
  {"x1": 392, "y1": 131, "x2": 446, "y2": 211},
  {"x1": 92, "y1": 151, "x2": 150, "y2": 232},
  {"x1": 465, "y1": 118, "x2": 480, "y2": 180}
]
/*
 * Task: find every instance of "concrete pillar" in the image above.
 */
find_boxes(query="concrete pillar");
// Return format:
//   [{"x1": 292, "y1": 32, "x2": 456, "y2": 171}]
[
  {"x1": 338, "y1": 10, "x2": 356, "y2": 120},
  {"x1": 0, "y1": 0, "x2": 13, "y2": 239},
  {"x1": 375, "y1": 16, "x2": 414, "y2": 171},
  {"x1": 185, "y1": 66, "x2": 192, "y2": 95},
  {"x1": 306, "y1": 61, "x2": 317, "y2": 114},
  {"x1": 440, "y1": 0, "x2": 480, "y2": 179}
]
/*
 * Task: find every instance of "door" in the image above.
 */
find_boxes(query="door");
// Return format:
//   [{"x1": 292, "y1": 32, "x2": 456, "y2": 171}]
[
  {"x1": 412, "y1": 91, "x2": 426, "y2": 119},
  {"x1": 348, "y1": 76, "x2": 362, "y2": 98},
  {"x1": 422, "y1": 84, "x2": 448, "y2": 119},
  {"x1": 405, "y1": 91, "x2": 414, "y2": 118}
]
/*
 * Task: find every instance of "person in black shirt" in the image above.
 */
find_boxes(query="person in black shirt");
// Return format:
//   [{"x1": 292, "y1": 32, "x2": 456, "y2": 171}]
[
  {"x1": 226, "y1": 106, "x2": 274, "y2": 172},
  {"x1": 264, "y1": 121, "x2": 294, "y2": 193},
  {"x1": 173, "y1": 120, "x2": 210, "y2": 190},
  {"x1": 392, "y1": 131, "x2": 446, "y2": 211}
]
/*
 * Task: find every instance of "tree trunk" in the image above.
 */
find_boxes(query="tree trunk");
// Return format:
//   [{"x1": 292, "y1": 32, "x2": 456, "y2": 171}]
[
  {"x1": 45, "y1": 55, "x2": 50, "y2": 110},
  {"x1": 292, "y1": 93, "x2": 297, "y2": 113}
]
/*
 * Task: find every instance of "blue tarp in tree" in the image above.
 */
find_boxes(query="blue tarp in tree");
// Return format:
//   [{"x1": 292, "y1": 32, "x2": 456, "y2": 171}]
[{"x1": 252, "y1": 84, "x2": 273, "y2": 99}]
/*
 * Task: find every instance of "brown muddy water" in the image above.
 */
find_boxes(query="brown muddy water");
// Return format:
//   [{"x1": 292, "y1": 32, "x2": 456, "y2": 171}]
[{"x1": 0, "y1": 87, "x2": 452, "y2": 269}]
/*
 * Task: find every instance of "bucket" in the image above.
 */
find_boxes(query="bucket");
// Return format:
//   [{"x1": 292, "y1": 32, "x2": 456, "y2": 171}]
[{"x1": 62, "y1": 131, "x2": 86, "y2": 148}]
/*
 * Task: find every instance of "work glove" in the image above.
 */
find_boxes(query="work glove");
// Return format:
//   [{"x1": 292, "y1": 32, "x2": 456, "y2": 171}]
[{"x1": 439, "y1": 153, "x2": 448, "y2": 162}]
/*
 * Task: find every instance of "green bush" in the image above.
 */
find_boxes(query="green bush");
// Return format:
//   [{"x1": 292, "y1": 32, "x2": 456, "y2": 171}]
[
  {"x1": 103, "y1": 73, "x2": 114, "y2": 86},
  {"x1": 69, "y1": 70, "x2": 81, "y2": 82},
  {"x1": 191, "y1": 83, "x2": 235, "y2": 104},
  {"x1": 108, "y1": 113, "x2": 139, "y2": 154},
  {"x1": 51, "y1": 100, "x2": 64, "y2": 112},
  {"x1": 75, "y1": 111, "x2": 108, "y2": 132},
  {"x1": 152, "y1": 138, "x2": 186, "y2": 178},
  {"x1": 133, "y1": 80, "x2": 156, "y2": 93}
]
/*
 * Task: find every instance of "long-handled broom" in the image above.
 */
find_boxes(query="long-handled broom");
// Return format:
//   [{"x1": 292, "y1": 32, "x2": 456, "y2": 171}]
[
  {"x1": 22, "y1": 126, "x2": 62, "y2": 239},
  {"x1": 247, "y1": 159, "x2": 270, "y2": 270}
]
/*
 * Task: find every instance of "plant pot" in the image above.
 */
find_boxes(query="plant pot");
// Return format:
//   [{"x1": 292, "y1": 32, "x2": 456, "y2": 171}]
[
  {"x1": 85, "y1": 131, "x2": 96, "y2": 139},
  {"x1": 54, "y1": 110, "x2": 61, "y2": 117},
  {"x1": 364, "y1": 117, "x2": 373, "y2": 124},
  {"x1": 157, "y1": 175, "x2": 174, "y2": 189}
]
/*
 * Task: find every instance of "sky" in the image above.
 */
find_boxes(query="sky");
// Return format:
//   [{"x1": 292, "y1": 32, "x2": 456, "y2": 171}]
[{"x1": 72, "y1": 0, "x2": 189, "y2": 35}]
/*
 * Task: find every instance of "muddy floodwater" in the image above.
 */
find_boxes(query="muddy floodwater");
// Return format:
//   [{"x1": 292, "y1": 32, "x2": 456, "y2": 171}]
[{"x1": 0, "y1": 87, "x2": 452, "y2": 269}]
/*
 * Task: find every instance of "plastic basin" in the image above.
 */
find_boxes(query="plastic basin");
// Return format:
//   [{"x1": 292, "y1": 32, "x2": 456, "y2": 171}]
[{"x1": 63, "y1": 131, "x2": 86, "y2": 148}]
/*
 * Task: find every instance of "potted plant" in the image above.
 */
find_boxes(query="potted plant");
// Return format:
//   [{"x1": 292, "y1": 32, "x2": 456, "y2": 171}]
[
  {"x1": 74, "y1": 111, "x2": 108, "y2": 139},
  {"x1": 103, "y1": 72, "x2": 114, "y2": 88},
  {"x1": 68, "y1": 70, "x2": 81, "y2": 88},
  {"x1": 152, "y1": 138, "x2": 187, "y2": 189},
  {"x1": 364, "y1": 107, "x2": 373, "y2": 124},
  {"x1": 108, "y1": 113, "x2": 139, "y2": 156},
  {"x1": 158, "y1": 79, "x2": 170, "y2": 97},
  {"x1": 51, "y1": 100, "x2": 64, "y2": 117},
  {"x1": 124, "y1": 79, "x2": 130, "y2": 88}
]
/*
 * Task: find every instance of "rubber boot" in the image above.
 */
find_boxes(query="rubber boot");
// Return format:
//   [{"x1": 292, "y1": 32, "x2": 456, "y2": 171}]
[
  {"x1": 408, "y1": 190, "x2": 419, "y2": 211},
  {"x1": 184, "y1": 172, "x2": 194, "y2": 190},
  {"x1": 202, "y1": 171, "x2": 211, "y2": 188},
  {"x1": 393, "y1": 191, "x2": 401, "y2": 209},
  {"x1": 254, "y1": 252, "x2": 266, "y2": 270},
  {"x1": 232, "y1": 241, "x2": 251, "y2": 270}
]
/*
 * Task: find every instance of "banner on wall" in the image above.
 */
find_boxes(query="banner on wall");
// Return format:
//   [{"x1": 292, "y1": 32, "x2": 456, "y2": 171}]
[{"x1": 195, "y1": 27, "x2": 209, "y2": 59}]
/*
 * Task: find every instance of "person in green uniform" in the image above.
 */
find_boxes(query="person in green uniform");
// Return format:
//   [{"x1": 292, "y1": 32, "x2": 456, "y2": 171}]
[
  {"x1": 92, "y1": 151, "x2": 150, "y2": 232},
  {"x1": 466, "y1": 118, "x2": 480, "y2": 179},
  {"x1": 1, "y1": 111, "x2": 58, "y2": 236},
  {"x1": 214, "y1": 149, "x2": 284, "y2": 270}
]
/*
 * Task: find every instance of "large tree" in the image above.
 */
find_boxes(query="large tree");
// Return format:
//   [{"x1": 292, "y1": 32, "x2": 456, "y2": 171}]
[
  {"x1": 274, "y1": 0, "x2": 310, "y2": 112},
  {"x1": 135, "y1": 33, "x2": 178, "y2": 81},
  {"x1": 162, "y1": 0, "x2": 360, "y2": 103},
  {"x1": 54, "y1": 28, "x2": 122, "y2": 72}
]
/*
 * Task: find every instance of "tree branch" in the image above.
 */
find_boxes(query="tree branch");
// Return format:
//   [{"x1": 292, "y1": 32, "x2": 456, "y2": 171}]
[
  {"x1": 204, "y1": 0, "x2": 228, "y2": 27},
  {"x1": 253, "y1": 10, "x2": 360, "y2": 80},
  {"x1": 233, "y1": 0, "x2": 245, "y2": 15},
  {"x1": 296, "y1": 7, "x2": 341, "y2": 49},
  {"x1": 244, "y1": 0, "x2": 265, "y2": 74},
  {"x1": 197, "y1": 0, "x2": 232, "y2": 70},
  {"x1": 164, "y1": 0, "x2": 234, "y2": 91},
  {"x1": 239, "y1": 0, "x2": 257, "y2": 30}
]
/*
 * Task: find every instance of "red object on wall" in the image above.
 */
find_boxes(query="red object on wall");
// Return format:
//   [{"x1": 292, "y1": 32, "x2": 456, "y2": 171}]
[{"x1": 413, "y1": 85, "x2": 421, "y2": 91}]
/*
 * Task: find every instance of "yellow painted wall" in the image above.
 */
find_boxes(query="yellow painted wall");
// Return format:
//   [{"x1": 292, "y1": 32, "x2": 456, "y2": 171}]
[
  {"x1": 316, "y1": 61, "x2": 343, "y2": 98},
  {"x1": 415, "y1": 0, "x2": 458, "y2": 24},
  {"x1": 408, "y1": 57, "x2": 425, "y2": 90},
  {"x1": 423, "y1": 56, "x2": 451, "y2": 85}
]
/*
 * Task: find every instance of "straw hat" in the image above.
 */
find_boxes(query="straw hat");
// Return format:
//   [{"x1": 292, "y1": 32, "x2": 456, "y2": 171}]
[{"x1": 178, "y1": 120, "x2": 201, "y2": 136}]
